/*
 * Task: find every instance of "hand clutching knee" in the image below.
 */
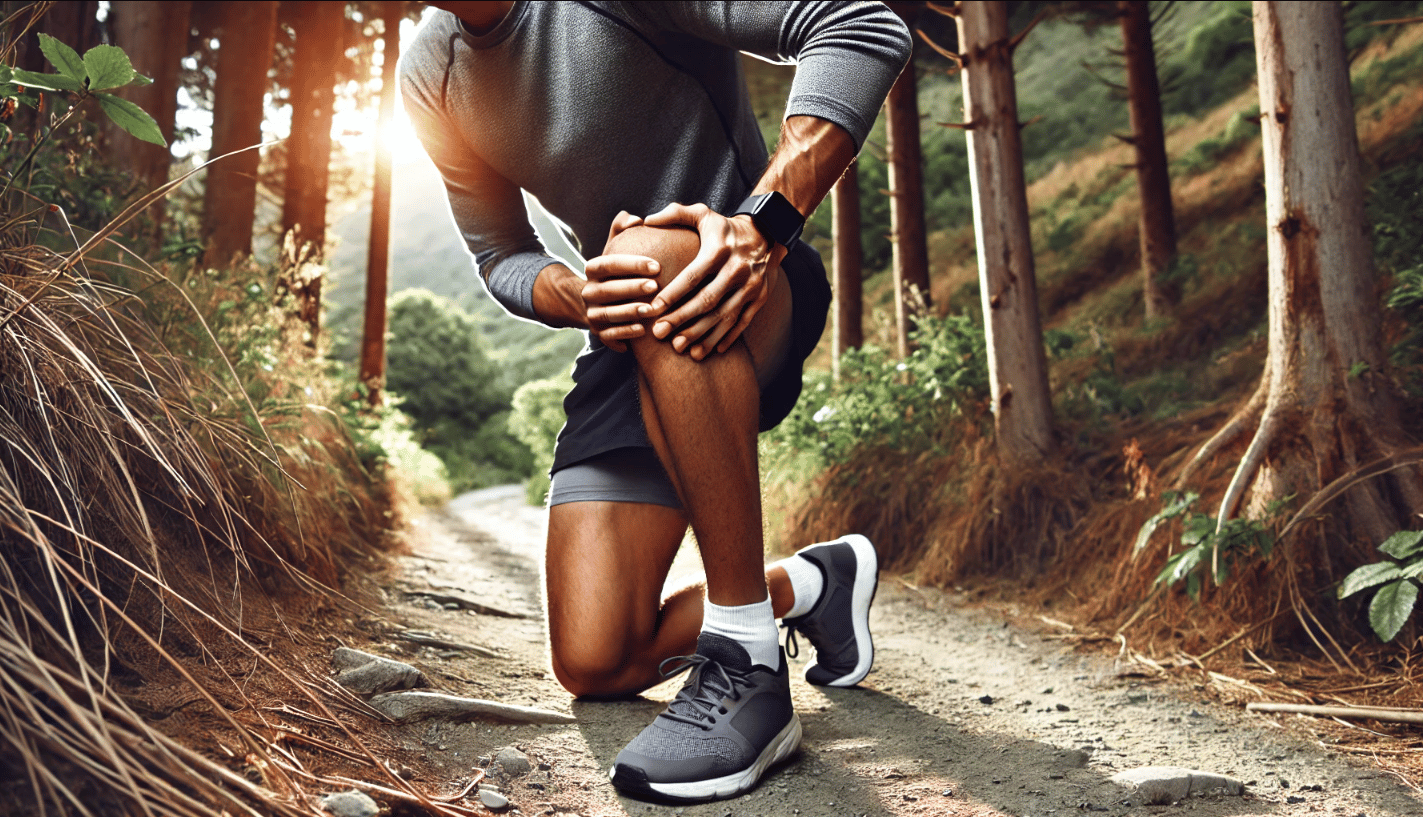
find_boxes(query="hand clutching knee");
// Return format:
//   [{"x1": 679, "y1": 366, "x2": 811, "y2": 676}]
[{"x1": 582, "y1": 205, "x2": 787, "y2": 360}]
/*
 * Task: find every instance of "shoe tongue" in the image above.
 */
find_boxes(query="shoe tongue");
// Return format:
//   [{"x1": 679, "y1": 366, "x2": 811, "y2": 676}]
[{"x1": 695, "y1": 632, "x2": 753, "y2": 672}]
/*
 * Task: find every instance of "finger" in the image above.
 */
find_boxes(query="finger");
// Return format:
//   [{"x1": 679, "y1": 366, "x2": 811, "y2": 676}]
[
  {"x1": 670, "y1": 310, "x2": 727, "y2": 355},
  {"x1": 583, "y1": 277, "x2": 658, "y2": 306},
  {"x1": 654, "y1": 261, "x2": 747, "y2": 337},
  {"x1": 585, "y1": 253, "x2": 661, "y2": 282},
  {"x1": 713, "y1": 299, "x2": 762, "y2": 355},
  {"x1": 587, "y1": 302, "x2": 654, "y2": 326},
  {"x1": 642, "y1": 201, "x2": 707, "y2": 228},
  {"x1": 647, "y1": 240, "x2": 730, "y2": 324},
  {"x1": 605, "y1": 210, "x2": 643, "y2": 245}
]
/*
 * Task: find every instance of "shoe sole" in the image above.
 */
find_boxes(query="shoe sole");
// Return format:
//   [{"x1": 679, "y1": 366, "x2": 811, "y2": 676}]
[
  {"x1": 613, "y1": 715, "x2": 803, "y2": 802},
  {"x1": 810, "y1": 534, "x2": 877, "y2": 687}
]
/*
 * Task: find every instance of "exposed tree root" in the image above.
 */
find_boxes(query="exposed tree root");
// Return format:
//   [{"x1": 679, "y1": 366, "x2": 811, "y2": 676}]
[
  {"x1": 1174, "y1": 367, "x2": 1268, "y2": 490},
  {"x1": 1215, "y1": 398, "x2": 1281, "y2": 531}
]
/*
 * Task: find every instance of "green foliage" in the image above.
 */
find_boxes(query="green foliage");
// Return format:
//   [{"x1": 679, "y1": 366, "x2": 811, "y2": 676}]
[
  {"x1": 764, "y1": 310, "x2": 988, "y2": 466},
  {"x1": 1138, "y1": 492, "x2": 1287, "y2": 601},
  {"x1": 509, "y1": 375, "x2": 575, "y2": 505},
  {"x1": 1367, "y1": 148, "x2": 1423, "y2": 397},
  {"x1": 384, "y1": 289, "x2": 535, "y2": 493},
  {"x1": 1339, "y1": 530, "x2": 1423, "y2": 642},
  {"x1": 1158, "y1": 2, "x2": 1255, "y2": 119},
  {"x1": 5, "y1": 34, "x2": 163, "y2": 146},
  {"x1": 1172, "y1": 107, "x2": 1259, "y2": 178}
]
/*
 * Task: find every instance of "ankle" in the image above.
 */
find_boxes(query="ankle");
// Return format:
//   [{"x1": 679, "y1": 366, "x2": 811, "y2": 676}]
[{"x1": 701, "y1": 597, "x2": 780, "y2": 668}]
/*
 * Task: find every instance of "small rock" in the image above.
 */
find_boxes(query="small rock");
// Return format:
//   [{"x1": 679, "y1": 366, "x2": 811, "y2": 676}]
[
  {"x1": 478, "y1": 788, "x2": 510, "y2": 810},
  {"x1": 1056, "y1": 703, "x2": 1071, "y2": 712},
  {"x1": 1287, "y1": 796, "x2": 1306, "y2": 804},
  {"x1": 319, "y1": 789, "x2": 380, "y2": 817},
  {"x1": 368, "y1": 691, "x2": 575, "y2": 724},
  {"x1": 494, "y1": 746, "x2": 532, "y2": 776},
  {"x1": 331, "y1": 648, "x2": 425, "y2": 697},
  {"x1": 1111, "y1": 766, "x2": 1245, "y2": 806},
  {"x1": 979, "y1": 695, "x2": 995, "y2": 705}
]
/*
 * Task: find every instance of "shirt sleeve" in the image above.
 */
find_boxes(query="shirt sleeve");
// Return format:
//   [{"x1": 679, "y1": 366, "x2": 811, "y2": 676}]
[
  {"x1": 399, "y1": 40, "x2": 555, "y2": 323},
  {"x1": 624, "y1": 1, "x2": 913, "y2": 151}
]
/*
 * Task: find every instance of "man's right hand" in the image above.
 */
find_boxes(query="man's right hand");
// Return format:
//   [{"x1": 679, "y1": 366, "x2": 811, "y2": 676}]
[{"x1": 583, "y1": 211, "x2": 661, "y2": 353}]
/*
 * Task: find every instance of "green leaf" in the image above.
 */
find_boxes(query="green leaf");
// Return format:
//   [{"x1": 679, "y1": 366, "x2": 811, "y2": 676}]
[
  {"x1": 38, "y1": 33, "x2": 85, "y2": 83},
  {"x1": 1340, "y1": 560, "x2": 1406, "y2": 598},
  {"x1": 82, "y1": 44, "x2": 136, "y2": 91},
  {"x1": 1133, "y1": 492, "x2": 1198, "y2": 554},
  {"x1": 130, "y1": 72, "x2": 154, "y2": 87},
  {"x1": 1378, "y1": 530, "x2": 1423, "y2": 560},
  {"x1": 95, "y1": 92, "x2": 165, "y2": 146},
  {"x1": 1181, "y1": 515, "x2": 1214, "y2": 547},
  {"x1": 1368, "y1": 579, "x2": 1418, "y2": 642},
  {"x1": 10, "y1": 68, "x2": 83, "y2": 94}
]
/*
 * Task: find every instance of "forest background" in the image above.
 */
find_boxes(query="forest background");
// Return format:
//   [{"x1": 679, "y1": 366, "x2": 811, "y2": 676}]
[{"x1": 0, "y1": 0, "x2": 1421, "y2": 814}]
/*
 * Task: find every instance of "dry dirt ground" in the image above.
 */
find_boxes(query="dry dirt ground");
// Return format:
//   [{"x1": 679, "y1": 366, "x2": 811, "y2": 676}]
[{"x1": 347, "y1": 487, "x2": 1423, "y2": 817}]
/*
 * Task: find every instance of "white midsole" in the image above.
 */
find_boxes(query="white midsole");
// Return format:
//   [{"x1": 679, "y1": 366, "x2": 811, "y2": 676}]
[
  {"x1": 821, "y1": 533, "x2": 877, "y2": 687},
  {"x1": 647, "y1": 714, "x2": 803, "y2": 800}
]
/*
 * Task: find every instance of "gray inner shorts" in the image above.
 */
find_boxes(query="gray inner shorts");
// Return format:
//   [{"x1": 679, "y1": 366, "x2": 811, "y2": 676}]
[{"x1": 547, "y1": 446, "x2": 683, "y2": 509}]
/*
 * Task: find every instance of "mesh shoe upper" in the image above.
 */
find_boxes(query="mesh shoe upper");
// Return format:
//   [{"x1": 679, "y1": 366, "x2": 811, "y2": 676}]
[{"x1": 612, "y1": 633, "x2": 796, "y2": 798}]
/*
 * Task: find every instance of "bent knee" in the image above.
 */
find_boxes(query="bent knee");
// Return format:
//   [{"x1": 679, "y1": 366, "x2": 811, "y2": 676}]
[
  {"x1": 602, "y1": 224, "x2": 699, "y2": 288},
  {"x1": 550, "y1": 641, "x2": 637, "y2": 698}
]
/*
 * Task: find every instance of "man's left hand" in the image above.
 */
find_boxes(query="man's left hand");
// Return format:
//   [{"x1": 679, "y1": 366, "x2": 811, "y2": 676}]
[{"x1": 640, "y1": 202, "x2": 788, "y2": 361}]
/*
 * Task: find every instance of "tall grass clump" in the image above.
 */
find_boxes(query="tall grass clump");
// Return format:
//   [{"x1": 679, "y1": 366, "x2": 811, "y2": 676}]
[{"x1": 0, "y1": 16, "x2": 481, "y2": 816}]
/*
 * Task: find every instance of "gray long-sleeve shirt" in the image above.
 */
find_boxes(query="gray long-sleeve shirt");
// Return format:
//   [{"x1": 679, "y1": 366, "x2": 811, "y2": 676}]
[{"x1": 399, "y1": 1, "x2": 912, "y2": 323}]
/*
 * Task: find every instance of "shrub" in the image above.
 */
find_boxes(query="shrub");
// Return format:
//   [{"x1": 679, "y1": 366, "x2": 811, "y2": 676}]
[{"x1": 509, "y1": 374, "x2": 574, "y2": 505}]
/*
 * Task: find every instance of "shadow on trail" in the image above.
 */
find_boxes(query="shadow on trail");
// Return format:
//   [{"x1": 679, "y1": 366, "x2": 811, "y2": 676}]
[{"x1": 572, "y1": 684, "x2": 1289, "y2": 817}]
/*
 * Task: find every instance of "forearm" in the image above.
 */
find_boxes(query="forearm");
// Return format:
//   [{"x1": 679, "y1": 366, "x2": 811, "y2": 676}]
[
  {"x1": 752, "y1": 115, "x2": 857, "y2": 226},
  {"x1": 531, "y1": 263, "x2": 589, "y2": 330}
]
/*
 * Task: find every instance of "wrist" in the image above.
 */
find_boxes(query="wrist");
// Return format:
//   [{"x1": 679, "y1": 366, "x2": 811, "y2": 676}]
[{"x1": 531, "y1": 263, "x2": 587, "y2": 329}]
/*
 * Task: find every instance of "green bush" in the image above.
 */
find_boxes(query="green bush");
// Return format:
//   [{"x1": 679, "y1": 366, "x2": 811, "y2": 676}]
[
  {"x1": 765, "y1": 311, "x2": 989, "y2": 467},
  {"x1": 1367, "y1": 146, "x2": 1423, "y2": 397},
  {"x1": 509, "y1": 375, "x2": 574, "y2": 505},
  {"x1": 384, "y1": 289, "x2": 534, "y2": 493}
]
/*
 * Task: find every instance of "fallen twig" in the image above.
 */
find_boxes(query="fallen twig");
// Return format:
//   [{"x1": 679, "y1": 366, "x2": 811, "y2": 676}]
[{"x1": 1248, "y1": 702, "x2": 1423, "y2": 725}]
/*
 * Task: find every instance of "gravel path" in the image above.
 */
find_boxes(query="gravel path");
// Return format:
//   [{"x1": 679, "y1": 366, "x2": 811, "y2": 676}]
[{"x1": 354, "y1": 488, "x2": 1423, "y2": 817}]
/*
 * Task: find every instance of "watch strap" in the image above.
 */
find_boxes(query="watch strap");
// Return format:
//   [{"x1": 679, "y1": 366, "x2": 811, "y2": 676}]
[{"x1": 730, "y1": 191, "x2": 805, "y2": 248}]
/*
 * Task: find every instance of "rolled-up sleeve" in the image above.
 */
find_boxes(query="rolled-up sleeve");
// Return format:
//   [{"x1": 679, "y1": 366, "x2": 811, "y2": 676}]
[{"x1": 399, "y1": 56, "x2": 553, "y2": 323}]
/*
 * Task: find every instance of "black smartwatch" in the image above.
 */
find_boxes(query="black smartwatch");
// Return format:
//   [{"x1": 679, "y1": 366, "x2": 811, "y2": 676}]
[{"x1": 730, "y1": 191, "x2": 805, "y2": 248}]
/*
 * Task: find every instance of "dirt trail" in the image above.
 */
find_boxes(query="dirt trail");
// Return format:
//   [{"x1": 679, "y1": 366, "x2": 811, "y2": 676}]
[{"x1": 360, "y1": 488, "x2": 1423, "y2": 817}]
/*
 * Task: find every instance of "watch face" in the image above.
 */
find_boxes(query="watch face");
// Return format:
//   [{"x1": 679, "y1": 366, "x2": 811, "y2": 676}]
[{"x1": 737, "y1": 192, "x2": 804, "y2": 247}]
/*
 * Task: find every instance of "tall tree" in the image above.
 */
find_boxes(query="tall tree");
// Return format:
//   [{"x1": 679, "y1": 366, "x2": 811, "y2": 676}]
[
  {"x1": 832, "y1": 165, "x2": 864, "y2": 381},
  {"x1": 884, "y1": 0, "x2": 932, "y2": 359},
  {"x1": 955, "y1": 0, "x2": 1054, "y2": 463},
  {"x1": 1118, "y1": 0, "x2": 1177, "y2": 321},
  {"x1": 105, "y1": 1, "x2": 190, "y2": 206},
  {"x1": 360, "y1": 1, "x2": 402, "y2": 407},
  {"x1": 203, "y1": 1, "x2": 278, "y2": 266},
  {"x1": 281, "y1": 0, "x2": 344, "y2": 256},
  {"x1": 1181, "y1": 2, "x2": 1421, "y2": 547}
]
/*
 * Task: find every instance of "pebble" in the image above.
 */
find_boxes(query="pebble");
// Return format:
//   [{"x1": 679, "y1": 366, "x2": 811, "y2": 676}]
[
  {"x1": 318, "y1": 790, "x2": 380, "y2": 817},
  {"x1": 331, "y1": 648, "x2": 425, "y2": 697},
  {"x1": 478, "y1": 788, "x2": 510, "y2": 810},
  {"x1": 494, "y1": 746, "x2": 532, "y2": 776},
  {"x1": 979, "y1": 695, "x2": 995, "y2": 705},
  {"x1": 1111, "y1": 766, "x2": 1245, "y2": 805}
]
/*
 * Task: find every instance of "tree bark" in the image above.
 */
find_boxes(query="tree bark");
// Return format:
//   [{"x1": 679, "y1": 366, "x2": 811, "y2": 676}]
[
  {"x1": 1199, "y1": 2, "x2": 1420, "y2": 554},
  {"x1": 281, "y1": 0, "x2": 344, "y2": 257},
  {"x1": 203, "y1": 1, "x2": 278, "y2": 266},
  {"x1": 884, "y1": 1, "x2": 932, "y2": 359},
  {"x1": 957, "y1": 0, "x2": 1054, "y2": 464},
  {"x1": 360, "y1": 1, "x2": 402, "y2": 407},
  {"x1": 832, "y1": 164, "x2": 864, "y2": 381},
  {"x1": 1189, "y1": 3, "x2": 1423, "y2": 569},
  {"x1": 105, "y1": 1, "x2": 190, "y2": 220},
  {"x1": 1119, "y1": 0, "x2": 1177, "y2": 321}
]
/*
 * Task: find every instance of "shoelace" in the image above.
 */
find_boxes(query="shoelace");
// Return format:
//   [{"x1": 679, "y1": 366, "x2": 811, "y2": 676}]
[
  {"x1": 780, "y1": 621, "x2": 803, "y2": 659},
  {"x1": 655, "y1": 654, "x2": 748, "y2": 730}
]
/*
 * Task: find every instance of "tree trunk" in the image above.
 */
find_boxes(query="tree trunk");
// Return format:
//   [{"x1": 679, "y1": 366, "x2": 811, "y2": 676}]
[
  {"x1": 957, "y1": 0, "x2": 1054, "y2": 464},
  {"x1": 832, "y1": 164, "x2": 864, "y2": 381},
  {"x1": 884, "y1": 0, "x2": 931, "y2": 359},
  {"x1": 105, "y1": 1, "x2": 190, "y2": 221},
  {"x1": 1190, "y1": 2, "x2": 1421, "y2": 561},
  {"x1": 1119, "y1": 0, "x2": 1177, "y2": 321},
  {"x1": 203, "y1": 1, "x2": 278, "y2": 266},
  {"x1": 360, "y1": 1, "x2": 402, "y2": 407},
  {"x1": 281, "y1": 0, "x2": 344, "y2": 257}
]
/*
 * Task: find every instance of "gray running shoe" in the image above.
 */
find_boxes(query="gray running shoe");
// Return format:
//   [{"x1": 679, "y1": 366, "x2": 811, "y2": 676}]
[
  {"x1": 610, "y1": 633, "x2": 801, "y2": 802},
  {"x1": 782, "y1": 534, "x2": 878, "y2": 687}
]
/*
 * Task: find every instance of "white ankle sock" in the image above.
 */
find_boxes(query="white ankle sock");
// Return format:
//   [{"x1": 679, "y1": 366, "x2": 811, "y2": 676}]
[
  {"x1": 701, "y1": 596, "x2": 780, "y2": 668},
  {"x1": 780, "y1": 553, "x2": 825, "y2": 619}
]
